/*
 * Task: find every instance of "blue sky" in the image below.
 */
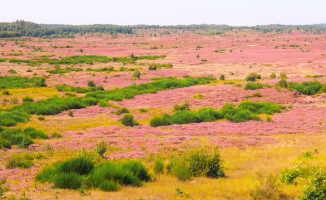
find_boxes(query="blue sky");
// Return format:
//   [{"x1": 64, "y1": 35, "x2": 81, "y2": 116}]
[{"x1": 0, "y1": 0, "x2": 325, "y2": 26}]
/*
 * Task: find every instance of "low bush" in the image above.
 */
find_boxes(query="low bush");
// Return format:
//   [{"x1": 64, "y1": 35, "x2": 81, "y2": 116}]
[
  {"x1": 22, "y1": 96, "x2": 34, "y2": 102},
  {"x1": 148, "y1": 63, "x2": 173, "y2": 70},
  {"x1": 298, "y1": 170, "x2": 326, "y2": 200},
  {"x1": 36, "y1": 157, "x2": 150, "y2": 192},
  {"x1": 0, "y1": 110, "x2": 29, "y2": 127},
  {"x1": 250, "y1": 174, "x2": 287, "y2": 200},
  {"x1": 193, "y1": 93, "x2": 203, "y2": 99},
  {"x1": 56, "y1": 84, "x2": 104, "y2": 93},
  {"x1": 253, "y1": 93, "x2": 262, "y2": 97},
  {"x1": 132, "y1": 70, "x2": 141, "y2": 79},
  {"x1": 167, "y1": 148, "x2": 224, "y2": 181},
  {"x1": 154, "y1": 159, "x2": 164, "y2": 174},
  {"x1": 12, "y1": 96, "x2": 91, "y2": 115},
  {"x1": 47, "y1": 65, "x2": 83, "y2": 74},
  {"x1": 0, "y1": 76, "x2": 46, "y2": 89},
  {"x1": 6, "y1": 152, "x2": 44, "y2": 169},
  {"x1": 246, "y1": 73, "x2": 261, "y2": 82},
  {"x1": 116, "y1": 107, "x2": 129, "y2": 115},
  {"x1": 173, "y1": 100, "x2": 190, "y2": 112},
  {"x1": 121, "y1": 114, "x2": 138, "y2": 127},
  {"x1": 279, "y1": 80, "x2": 324, "y2": 95},
  {"x1": 150, "y1": 101, "x2": 284, "y2": 127},
  {"x1": 85, "y1": 76, "x2": 216, "y2": 100},
  {"x1": 245, "y1": 83, "x2": 271, "y2": 90},
  {"x1": 0, "y1": 127, "x2": 48, "y2": 149},
  {"x1": 96, "y1": 141, "x2": 106, "y2": 157},
  {"x1": 54, "y1": 173, "x2": 84, "y2": 189}
]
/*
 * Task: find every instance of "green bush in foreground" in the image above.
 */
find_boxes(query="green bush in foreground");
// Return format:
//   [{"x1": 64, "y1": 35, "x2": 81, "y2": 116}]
[
  {"x1": 167, "y1": 148, "x2": 224, "y2": 181},
  {"x1": 36, "y1": 157, "x2": 150, "y2": 191},
  {"x1": 299, "y1": 170, "x2": 326, "y2": 200}
]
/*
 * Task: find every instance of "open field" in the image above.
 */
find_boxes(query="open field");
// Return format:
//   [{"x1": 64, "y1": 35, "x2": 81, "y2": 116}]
[{"x1": 0, "y1": 27, "x2": 326, "y2": 200}]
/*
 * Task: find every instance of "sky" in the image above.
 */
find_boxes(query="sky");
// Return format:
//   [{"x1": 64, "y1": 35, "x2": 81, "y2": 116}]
[{"x1": 0, "y1": 0, "x2": 325, "y2": 26}]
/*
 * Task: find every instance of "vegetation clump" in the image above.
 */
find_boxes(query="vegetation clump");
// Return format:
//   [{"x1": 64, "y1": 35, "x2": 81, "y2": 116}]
[
  {"x1": 121, "y1": 114, "x2": 138, "y2": 127},
  {"x1": 167, "y1": 148, "x2": 224, "y2": 181},
  {"x1": 0, "y1": 127, "x2": 48, "y2": 149},
  {"x1": 86, "y1": 76, "x2": 216, "y2": 101},
  {"x1": 245, "y1": 83, "x2": 271, "y2": 90},
  {"x1": 36, "y1": 157, "x2": 150, "y2": 191},
  {"x1": 277, "y1": 80, "x2": 325, "y2": 95},
  {"x1": 0, "y1": 76, "x2": 46, "y2": 89},
  {"x1": 150, "y1": 101, "x2": 285, "y2": 127}
]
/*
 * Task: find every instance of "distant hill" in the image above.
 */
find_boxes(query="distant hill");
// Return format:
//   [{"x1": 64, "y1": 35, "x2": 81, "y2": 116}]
[{"x1": 0, "y1": 20, "x2": 325, "y2": 38}]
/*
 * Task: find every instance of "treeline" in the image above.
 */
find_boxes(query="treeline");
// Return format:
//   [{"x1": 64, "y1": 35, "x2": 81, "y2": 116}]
[
  {"x1": 0, "y1": 20, "x2": 133, "y2": 38},
  {"x1": 1, "y1": 20, "x2": 326, "y2": 38}
]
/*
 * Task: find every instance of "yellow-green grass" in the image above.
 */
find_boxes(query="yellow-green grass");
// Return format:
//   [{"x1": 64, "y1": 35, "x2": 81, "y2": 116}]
[
  {"x1": 2, "y1": 133, "x2": 325, "y2": 199},
  {"x1": 0, "y1": 87, "x2": 60, "y2": 109},
  {"x1": 20, "y1": 113, "x2": 120, "y2": 133}
]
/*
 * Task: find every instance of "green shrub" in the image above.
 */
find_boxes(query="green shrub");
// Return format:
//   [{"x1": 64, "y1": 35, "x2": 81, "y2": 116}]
[
  {"x1": 168, "y1": 148, "x2": 224, "y2": 181},
  {"x1": 270, "y1": 73, "x2": 276, "y2": 79},
  {"x1": 193, "y1": 93, "x2": 203, "y2": 99},
  {"x1": 150, "y1": 114, "x2": 172, "y2": 127},
  {"x1": 22, "y1": 96, "x2": 34, "y2": 102},
  {"x1": 245, "y1": 83, "x2": 270, "y2": 90},
  {"x1": 0, "y1": 76, "x2": 46, "y2": 89},
  {"x1": 8, "y1": 69, "x2": 17, "y2": 74},
  {"x1": 246, "y1": 73, "x2": 259, "y2": 81},
  {"x1": 58, "y1": 157, "x2": 94, "y2": 175},
  {"x1": 132, "y1": 70, "x2": 141, "y2": 79},
  {"x1": 87, "y1": 80, "x2": 96, "y2": 87},
  {"x1": 154, "y1": 159, "x2": 164, "y2": 174},
  {"x1": 173, "y1": 100, "x2": 190, "y2": 112},
  {"x1": 47, "y1": 66, "x2": 83, "y2": 74},
  {"x1": 0, "y1": 110, "x2": 29, "y2": 127},
  {"x1": 1, "y1": 90, "x2": 9, "y2": 95},
  {"x1": 51, "y1": 132, "x2": 62, "y2": 138},
  {"x1": 23, "y1": 127, "x2": 49, "y2": 139},
  {"x1": 150, "y1": 101, "x2": 284, "y2": 127},
  {"x1": 0, "y1": 127, "x2": 47, "y2": 149},
  {"x1": 280, "y1": 73, "x2": 287, "y2": 79},
  {"x1": 99, "y1": 180, "x2": 118, "y2": 191},
  {"x1": 86, "y1": 76, "x2": 216, "y2": 100},
  {"x1": 250, "y1": 174, "x2": 286, "y2": 200},
  {"x1": 139, "y1": 108, "x2": 148, "y2": 113},
  {"x1": 121, "y1": 114, "x2": 138, "y2": 127},
  {"x1": 38, "y1": 116, "x2": 45, "y2": 121},
  {"x1": 89, "y1": 160, "x2": 150, "y2": 190},
  {"x1": 96, "y1": 141, "x2": 106, "y2": 157},
  {"x1": 293, "y1": 81, "x2": 323, "y2": 95},
  {"x1": 67, "y1": 111, "x2": 73, "y2": 117},
  {"x1": 237, "y1": 101, "x2": 285, "y2": 115},
  {"x1": 54, "y1": 173, "x2": 83, "y2": 189},
  {"x1": 98, "y1": 100, "x2": 109, "y2": 107},
  {"x1": 148, "y1": 63, "x2": 173, "y2": 70},
  {"x1": 280, "y1": 164, "x2": 301, "y2": 184},
  {"x1": 299, "y1": 170, "x2": 326, "y2": 200},
  {"x1": 6, "y1": 158, "x2": 33, "y2": 169},
  {"x1": 280, "y1": 81, "x2": 324, "y2": 95},
  {"x1": 253, "y1": 93, "x2": 262, "y2": 97},
  {"x1": 277, "y1": 79, "x2": 288, "y2": 88},
  {"x1": 219, "y1": 74, "x2": 225, "y2": 80},
  {"x1": 116, "y1": 107, "x2": 129, "y2": 115}
]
